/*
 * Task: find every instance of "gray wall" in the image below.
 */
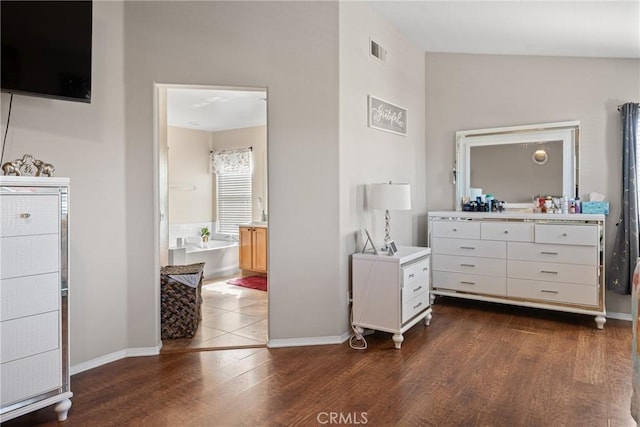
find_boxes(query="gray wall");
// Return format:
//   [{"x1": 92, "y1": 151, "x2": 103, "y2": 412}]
[
  {"x1": 425, "y1": 52, "x2": 640, "y2": 314},
  {"x1": 124, "y1": 1, "x2": 342, "y2": 346}
]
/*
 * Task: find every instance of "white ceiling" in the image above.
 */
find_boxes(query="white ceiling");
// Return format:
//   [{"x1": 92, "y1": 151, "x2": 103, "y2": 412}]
[
  {"x1": 369, "y1": 1, "x2": 640, "y2": 59},
  {"x1": 168, "y1": 2, "x2": 639, "y2": 132},
  {"x1": 167, "y1": 88, "x2": 267, "y2": 132}
]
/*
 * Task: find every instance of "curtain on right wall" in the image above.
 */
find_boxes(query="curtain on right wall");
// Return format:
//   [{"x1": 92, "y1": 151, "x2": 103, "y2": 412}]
[{"x1": 608, "y1": 102, "x2": 640, "y2": 295}]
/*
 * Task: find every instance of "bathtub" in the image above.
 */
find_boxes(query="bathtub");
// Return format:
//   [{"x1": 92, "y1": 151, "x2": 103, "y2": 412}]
[{"x1": 168, "y1": 239, "x2": 239, "y2": 280}]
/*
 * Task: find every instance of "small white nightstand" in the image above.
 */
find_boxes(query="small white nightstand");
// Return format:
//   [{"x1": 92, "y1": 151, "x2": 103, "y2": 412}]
[{"x1": 351, "y1": 246, "x2": 432, "y2": 349}]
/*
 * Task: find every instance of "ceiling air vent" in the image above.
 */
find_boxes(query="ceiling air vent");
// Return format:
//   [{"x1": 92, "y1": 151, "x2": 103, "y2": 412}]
[{"x1": 370, "y1": 38, "x2": 387, "y2": 62}]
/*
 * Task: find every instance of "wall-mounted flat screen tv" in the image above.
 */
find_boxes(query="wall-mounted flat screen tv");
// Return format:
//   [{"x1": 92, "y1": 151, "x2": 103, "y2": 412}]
[{"x1": 1, "y1": 1, "x2": 92, "y2": 103}]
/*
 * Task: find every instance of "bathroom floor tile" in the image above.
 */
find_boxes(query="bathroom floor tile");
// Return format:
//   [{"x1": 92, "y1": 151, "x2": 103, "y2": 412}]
[{"x1": 162, "y1": 274, "x2": 267, "y2": 353}]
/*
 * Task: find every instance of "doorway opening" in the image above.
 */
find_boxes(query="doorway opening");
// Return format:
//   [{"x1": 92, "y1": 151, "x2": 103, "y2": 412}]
[{"x1": 155, "y1": 84, "x2": 268, "y2": 352}]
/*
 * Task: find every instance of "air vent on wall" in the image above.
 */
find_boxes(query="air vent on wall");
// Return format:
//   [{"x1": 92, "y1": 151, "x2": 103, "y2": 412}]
[{"x1": 370, "y1": 38, "x2": 387, "y2": 62}]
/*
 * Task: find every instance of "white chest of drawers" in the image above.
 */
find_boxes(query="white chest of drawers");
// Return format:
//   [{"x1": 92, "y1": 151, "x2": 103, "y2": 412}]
[
  {"x1": 428, "y1": 211, "x2": 606, "y2": 329},
  {"x1": 351, "y1": 246, "x2": 432, "y2": 349},
  {"x1": 0, "y1": 176, "x2": 72, "y2": 422}
]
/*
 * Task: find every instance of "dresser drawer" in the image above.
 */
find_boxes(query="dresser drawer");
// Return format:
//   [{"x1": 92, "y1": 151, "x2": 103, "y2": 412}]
[
  {"x1": 0, "y1": 349, "x2": 62, "y2": 406},
  {"x1": 402, "y1": 291, "x2": 429, "y2": 323},
  {"x1": 433, "y1": 254, "x2": 505, "y2": 276},
  {"x1": 431, "y1": 220, "x2": 480, "y2": 239},
  {"x1": 431, "y1": 237, "x2": 506, "y2": 259},
  {"x1": 507, "y1": 260, "x2": 597, "y2": 286},
  {"x1": 535, "y1": 224, "x2": 598, "y2": 246},
  {"x1": 508, "y1": 242, "x2": 598, "y2": 266},
  {"x1": 402, "y1": 260, "x2": 429, "y2": 304},
  {"x1": 433, "y1": 271, "x2": 506, "y2": 296},
  {"x1": 1, "y1": 311, "x2": 59, "y2": 364},
  {"x1": 508, "y1": 278, "x2": 599, "y2": 306},
  {"x1": 0, "y1": 234, "x2": 59, "y2": 280},
  {"x1": 481, "y1": 222, "x2": 534, "y2": 242},
  {"x1": 402, "y1": 258, "x2": 429, "y2": 292},
  {"x1": 0, "y1": 273, "x2": 59, "y2": 321},
  {"x1": 0, "y1": 194, "x2": 59, "y2": 238}
]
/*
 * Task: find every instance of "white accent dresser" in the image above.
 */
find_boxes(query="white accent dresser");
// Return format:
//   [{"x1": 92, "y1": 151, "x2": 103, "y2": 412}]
[
  {"x1": 0, "y1": 176, "x2": 72, "y2": 422},
  {"x1": 352, "y1": 246, "x2": 432, "y2": 349},
  {"x1": 428, "y1": 211, "x2": 606, "y2": 329}
]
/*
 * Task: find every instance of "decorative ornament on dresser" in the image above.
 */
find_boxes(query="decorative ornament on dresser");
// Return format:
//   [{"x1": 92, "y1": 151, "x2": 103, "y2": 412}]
[{"x1": 1, "y1": 154, "x2": 55, "y2": 177}]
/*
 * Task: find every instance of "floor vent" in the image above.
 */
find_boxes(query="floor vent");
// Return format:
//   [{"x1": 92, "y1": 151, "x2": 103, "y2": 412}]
[{"x1": 370, "y1": 39, "x2": 387, "y2": 62}]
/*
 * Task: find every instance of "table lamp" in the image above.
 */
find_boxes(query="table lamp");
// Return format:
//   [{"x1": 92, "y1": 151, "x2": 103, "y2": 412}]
[{"x1": 368, "y1": 182, "x2": 412, "y2": 250}]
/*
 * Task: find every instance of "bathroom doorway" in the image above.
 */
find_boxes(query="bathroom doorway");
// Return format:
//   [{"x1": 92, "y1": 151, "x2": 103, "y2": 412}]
[{"x1": 155, "y1": 84, "x2": 268, "y2": 352}]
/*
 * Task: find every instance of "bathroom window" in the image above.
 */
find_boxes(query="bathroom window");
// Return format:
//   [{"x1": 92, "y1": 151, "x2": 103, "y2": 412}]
[{"x1": 213, "y1": 148, "x2": 253, "y2": 235}]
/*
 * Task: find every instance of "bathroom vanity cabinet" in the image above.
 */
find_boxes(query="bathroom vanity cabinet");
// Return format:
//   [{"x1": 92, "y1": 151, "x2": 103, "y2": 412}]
[
  {"x1": 428, "y1": 211, "x2": 606, "y2": 329},
  {"x1": 239, "y1": 225, "x2": 267, "y2": 273},
  {"x1": 0, "y1": 176, "x2": 72, "y2": 422}
]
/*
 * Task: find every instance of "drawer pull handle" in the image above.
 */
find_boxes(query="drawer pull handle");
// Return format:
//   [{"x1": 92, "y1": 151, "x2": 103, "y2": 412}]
[
  {"x1": 413, "y1": 286, "x2": 422, "y2": 292},
  {"x1": 413, "y1": 302, "x2": 423, "y2": 309},
  {"x1": 540, "y1": 251, "x2": 559, "y2": 255},
  {"x1": 541, "y1": 290, "x2": 559, "y2": 294},
  {"x1": 540, "y1": 270, "x2": 559, "y2": 275},
  {"x1": 408, "y1": 273, "x2": 415, "y2": 279},
  {"x1": 460, "y1": 281, "x2": 475, "y2": 285},
  {"x1": 20, "y1": 213, "x2": 31, "y2": 219},
  {"x1": 460, "y1": 263, "x2": 475, "y2": 267},
  {"x1": 422, "y1": 267, "x2": 428, "y2": 272},
  {"x1": 460, "y1": 246, "x2": 475, "y2": 250}
]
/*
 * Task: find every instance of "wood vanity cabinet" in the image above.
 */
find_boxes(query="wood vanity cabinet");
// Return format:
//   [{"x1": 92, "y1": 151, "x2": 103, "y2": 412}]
[
  {"x1": 428, "y1": 211, "x2": 606, "y2": 329},
  {"x1": 239, "y1": 226, "x2": 267, "y2": 273},
  {"x1": 0, "y1": 177, "x2": 72, "y2": 423}
]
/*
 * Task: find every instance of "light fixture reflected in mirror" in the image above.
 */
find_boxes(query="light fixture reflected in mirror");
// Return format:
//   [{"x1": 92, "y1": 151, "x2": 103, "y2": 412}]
[{"x1": 532, "y1": 149, "x2": 548, "y2": 165}]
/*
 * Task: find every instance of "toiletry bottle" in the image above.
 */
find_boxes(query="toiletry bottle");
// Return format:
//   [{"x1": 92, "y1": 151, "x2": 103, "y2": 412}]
[{"x1": 575, "y1": 197, "x2": 581, "y2": 214}]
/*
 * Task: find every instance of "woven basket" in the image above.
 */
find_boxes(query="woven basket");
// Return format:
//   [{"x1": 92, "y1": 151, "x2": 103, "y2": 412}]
[{"x1": 160, "y1": 263, "x2": 205, "y2": 339}]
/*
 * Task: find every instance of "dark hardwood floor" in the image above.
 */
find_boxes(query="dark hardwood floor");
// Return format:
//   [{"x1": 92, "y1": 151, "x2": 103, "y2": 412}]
[{"x1": 4, "y1": 297, "x2": 635, "y2": 426}]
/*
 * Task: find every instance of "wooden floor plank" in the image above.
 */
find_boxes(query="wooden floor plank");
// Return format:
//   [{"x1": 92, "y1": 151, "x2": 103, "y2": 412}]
[{"x1": 3, "y1": 298, "x2": 634, "y2": 426}]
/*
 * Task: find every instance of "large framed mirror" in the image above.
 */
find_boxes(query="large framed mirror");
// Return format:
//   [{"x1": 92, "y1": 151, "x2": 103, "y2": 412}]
[{"x1": 455, "y1": 121, "x2": 580, "y2": 210}]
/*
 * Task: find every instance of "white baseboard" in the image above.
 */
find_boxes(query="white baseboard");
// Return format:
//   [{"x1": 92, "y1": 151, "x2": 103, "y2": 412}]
[
  {"x1": 70, "y1": 346, "x2": 160, "y2": 376},
  {"x1": 607, "y1": 311, "x2": 632, "y2": 322},
  {"x1": 268, "y1": 331, "x2": 351, "y2": 348}
]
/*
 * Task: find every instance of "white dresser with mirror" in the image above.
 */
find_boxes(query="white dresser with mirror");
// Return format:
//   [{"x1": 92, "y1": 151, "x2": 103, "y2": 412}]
[
  {"x1": 434, "y1": 120, "x2": 607, "y2": 328},
  {"x1": 428, "y1": 211, "x2": 606, "y2": 328}
]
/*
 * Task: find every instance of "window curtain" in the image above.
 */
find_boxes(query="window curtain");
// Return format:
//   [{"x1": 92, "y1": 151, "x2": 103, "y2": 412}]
[
  {"x1": 608, "y1": 103, "x2": 640, "y2": 295},
  {"x1": 211, "y1": 148, "x2": 252, "y2": 174}
]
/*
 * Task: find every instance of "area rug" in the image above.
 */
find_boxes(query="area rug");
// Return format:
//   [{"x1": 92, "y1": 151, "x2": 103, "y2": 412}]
[{"x1": 227, "y1": 276, "x2": 267, "y2": 292}]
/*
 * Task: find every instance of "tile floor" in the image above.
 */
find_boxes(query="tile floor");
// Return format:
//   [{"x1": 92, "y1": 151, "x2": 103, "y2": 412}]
[{"x1": 161, "y1": 276, "x2": 268, "y2": 352}]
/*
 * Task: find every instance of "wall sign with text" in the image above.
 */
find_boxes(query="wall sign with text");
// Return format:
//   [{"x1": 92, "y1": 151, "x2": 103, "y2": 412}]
[{"x1": 368, "y1": 95, "x2": 407, "y2": 136}]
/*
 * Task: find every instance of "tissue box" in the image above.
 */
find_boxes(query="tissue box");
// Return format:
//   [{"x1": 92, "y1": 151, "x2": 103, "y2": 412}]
[{"x1": 581, "y1": 201, "x2": 609, "y2": 214}]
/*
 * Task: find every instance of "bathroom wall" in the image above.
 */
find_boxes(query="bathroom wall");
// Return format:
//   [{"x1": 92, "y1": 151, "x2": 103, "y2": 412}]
[
  {"x1": 210, "y1": 125, "x2": 268, "y2": 223},
  {"x1": 167, "y1": 126, "x2": 213, "y2": 224}
]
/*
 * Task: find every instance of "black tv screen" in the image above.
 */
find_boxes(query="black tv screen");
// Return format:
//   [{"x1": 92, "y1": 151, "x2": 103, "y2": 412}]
[{"x1": 1, "y1": 1, "x2": 92, "y2": 103}]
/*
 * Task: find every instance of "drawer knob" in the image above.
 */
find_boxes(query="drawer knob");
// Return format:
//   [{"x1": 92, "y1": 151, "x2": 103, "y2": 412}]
[
  {"x1": 422, "y1": 267, "x2": 428, "y2": 272},
  {"x1": 562, "y1": 233, "x2": 568, "y2": 237},
  {"x1": 409, "y1": 273, "x2": 415, "y2": 279},
  {"x1": 503, "y1": 230, "x2": 509, "y2": 234},
  {"x1": 20, "y1": 213, "x2": 31, "y2": 219},
  {"x1": 452, "y1": 228, "x2": 457, "y2": 232}
]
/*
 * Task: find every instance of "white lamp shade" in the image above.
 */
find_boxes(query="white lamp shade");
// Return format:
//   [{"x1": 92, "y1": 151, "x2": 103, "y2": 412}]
[{"x1": 369, "y1": 182, "x2": 412, "y2": 211}]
